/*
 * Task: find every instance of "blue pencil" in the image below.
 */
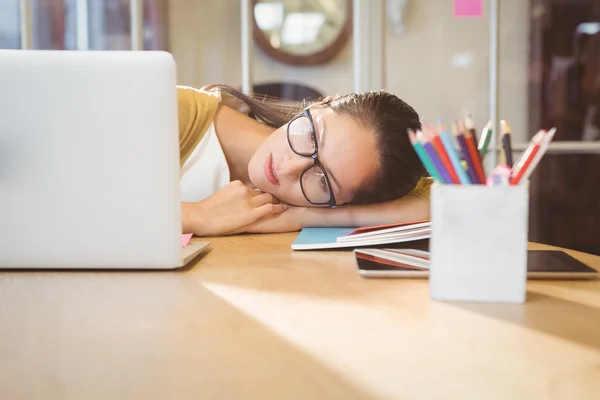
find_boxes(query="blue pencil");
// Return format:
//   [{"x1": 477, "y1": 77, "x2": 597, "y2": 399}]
[
  {"x1": 438, "y1": 129, "x2": 471, "y2": 184},
  {"x1": 422, "y1": 139, "x2": 453, "y2": 184},
  {"x1": 409, "y1": 130, "x2": 443, "y2": 182}
]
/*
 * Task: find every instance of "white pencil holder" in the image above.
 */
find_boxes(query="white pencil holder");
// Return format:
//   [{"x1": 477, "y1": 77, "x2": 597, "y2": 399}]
[{"x1": 429, "y1": 183, "x2": 529, "y2": 303}]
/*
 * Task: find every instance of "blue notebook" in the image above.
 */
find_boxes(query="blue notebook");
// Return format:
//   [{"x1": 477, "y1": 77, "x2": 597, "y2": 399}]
[{"x1": 291, "y1": 227, "x2": 430, "y2": 250}]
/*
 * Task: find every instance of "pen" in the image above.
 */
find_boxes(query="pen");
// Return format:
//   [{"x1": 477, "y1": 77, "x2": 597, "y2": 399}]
[
  {"x1": 408, "y1": 129, "x2": 443, "y2": 182},
  {"x1": 501, "y1": 120, "x2": 514, "y2": 167},
  {"x1": 497, "y1": 127, "x2": 507, "y2": 166}
]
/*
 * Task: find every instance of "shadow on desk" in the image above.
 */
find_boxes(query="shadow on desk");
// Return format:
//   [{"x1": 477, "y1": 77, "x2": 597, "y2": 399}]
[
  {"x1": 452, "y1": 291, "x2": 600, "y2": 351},
  {"x1": 0, "y1": 272, "x2": 380, "y2": 400}
]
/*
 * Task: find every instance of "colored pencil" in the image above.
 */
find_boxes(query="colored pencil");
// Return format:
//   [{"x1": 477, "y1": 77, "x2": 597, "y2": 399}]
[
  {"x1": 501, "y1": 120, "x2": 514, "y2": 167},
  {"x1": 459, "y1": 121, "x2": 485, "y2": 183},
  {"x1": 477, "y1": 120, "x2": 493, "y2": 157},
  {"x1": 512, "y1": 129, "x2": 545, "y2": 177},
  {"x1": 438, "y1": 125, "x2": 471, "y2": 184},
  {"x1": 408, "y1": 129, "x2": 443, "y2": 182},
  {"x1": 464, "y1": 115, "x2": 481, "y2": 159},
  {"x1": 463, "y1": 129, "x2": 486, "y2": 184},
  {"x1": 426, "y1": 128, "x2": 459, "y2": 184},
  {"x1": 517, "y1": 127, "x2": 556, "y2": 182},
  {"x1": 421, "y1": 133, "x2": 453, "y2": 184},
  {"x1": 413, "y1": 116, "x2": 555, "y2": 187},
  {"x1": 509, "y1": 134, "x2": 544, "y2": 185},
  {"x1": 452, "y1": 122, "x2": 481, "y2": 184}
]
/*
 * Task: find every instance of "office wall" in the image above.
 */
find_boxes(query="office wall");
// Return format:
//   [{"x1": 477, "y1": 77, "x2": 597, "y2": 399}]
[{"x1": 168, "y1": 0, "x2": 529, "y2": 142}]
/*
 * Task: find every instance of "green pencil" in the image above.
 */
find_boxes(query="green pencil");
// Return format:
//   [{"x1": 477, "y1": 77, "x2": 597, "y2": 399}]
[
  {"x1": 408, "y1": 129, "x2": 443, "y2": 182},
  {"x1": 478, "y1": 120, "x2": 493, "y2": 158}
]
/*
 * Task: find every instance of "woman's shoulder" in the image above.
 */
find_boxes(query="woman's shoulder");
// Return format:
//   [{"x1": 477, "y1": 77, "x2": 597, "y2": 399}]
[
  {"x1": 177, "y1": 85, "x2": 249, "y2": 113},
  {"x1": 177, "y1": 85, "x2": 221, "y2": 112},
  {"x1": 177, "y1": 86, "x2": 223, "y2": 166},
  {"x1": 407, "y1": 176, "x2": 433, "y2": 202}
]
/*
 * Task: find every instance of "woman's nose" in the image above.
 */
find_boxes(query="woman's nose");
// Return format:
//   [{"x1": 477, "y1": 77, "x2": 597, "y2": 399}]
[{"x1": 281, "y1": 153, "x2": 313, "y2": 181}]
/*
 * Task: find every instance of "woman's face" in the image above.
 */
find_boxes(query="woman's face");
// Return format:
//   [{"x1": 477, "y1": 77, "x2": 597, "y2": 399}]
[{"x1": 248, "y1": 106, "x2": 379, "y2": 206}]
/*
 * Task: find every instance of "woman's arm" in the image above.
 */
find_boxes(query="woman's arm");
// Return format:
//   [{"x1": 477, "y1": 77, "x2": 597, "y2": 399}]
[
  {"x1": 241, "y1": 194, "x2": 429, "y2": 234},
  {"x1": 301, "y1": 194, "x2": 429, "y2": 227}
]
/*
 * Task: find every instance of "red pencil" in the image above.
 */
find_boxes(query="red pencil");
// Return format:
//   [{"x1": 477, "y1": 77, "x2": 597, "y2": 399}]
[
  {"x1": 464, "y1": 115, "x2": 481, "y2": 161},
  {"x1": 462, "y1": 128, "x2": 486, "y2": 184},
  {"x1": 426, "y1": 129, "x2": 459, "y2": 184},
  {"x1": 509, "y1": 134, "x2": 543, "y2": 185}
]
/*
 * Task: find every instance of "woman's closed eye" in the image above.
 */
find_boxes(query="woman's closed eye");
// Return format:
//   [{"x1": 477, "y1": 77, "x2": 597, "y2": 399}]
[
  {"x1": 318, "y1": 172, "x2": 328, "y2": 191},
  {"x1": 309, "y1": 131, "x2": 317, "y2": 144}
]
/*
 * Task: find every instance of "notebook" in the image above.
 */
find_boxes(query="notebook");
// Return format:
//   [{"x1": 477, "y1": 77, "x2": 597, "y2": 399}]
[
  {"x1": 291, "y1": 220, "x2": 431, "y2": 250},
  {"x1": 338, "y1": 220, "x2": 431, "y2": 243},
  {"x1": 354, "y1": 248, "x2": 430, "y2": 270}
]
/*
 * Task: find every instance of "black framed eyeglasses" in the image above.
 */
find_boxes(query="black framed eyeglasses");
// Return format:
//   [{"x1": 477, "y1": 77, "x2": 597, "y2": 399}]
[{"x1": 286, "y1": 108, "x2": 341, "y2": 207}]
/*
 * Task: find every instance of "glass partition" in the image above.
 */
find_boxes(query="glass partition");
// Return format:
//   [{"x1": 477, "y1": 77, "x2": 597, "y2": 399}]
[{"x1": 499, "y1": 0, "x2": 600, "y2": 254}]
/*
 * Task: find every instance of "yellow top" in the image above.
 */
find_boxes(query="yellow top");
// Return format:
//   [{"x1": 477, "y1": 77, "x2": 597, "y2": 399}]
[{"x1": 177, "y1": 86, "x2": 432, "y2": 202}]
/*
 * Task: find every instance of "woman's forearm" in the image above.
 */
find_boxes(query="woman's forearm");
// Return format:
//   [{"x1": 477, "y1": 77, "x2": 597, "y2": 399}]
[
  {"x1": 239, "y1": 195, "x2": 429, "y2": 234},
  {"x1": 299, "y1": 195, "x2": 430, "y2": 228},
  {"x1": 181, "y1": 202, "x2": 199, "y2": 234}
]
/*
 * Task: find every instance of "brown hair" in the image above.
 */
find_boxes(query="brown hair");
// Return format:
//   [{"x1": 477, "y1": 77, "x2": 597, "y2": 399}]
[{"x1": 202, "y1": 84, "x2": 426, "y2": 205}]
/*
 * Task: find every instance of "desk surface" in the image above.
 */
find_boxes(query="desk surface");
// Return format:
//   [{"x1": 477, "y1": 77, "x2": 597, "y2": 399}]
[{"x1": 1, "y1": 234, "x2": 599, "y2": 400}]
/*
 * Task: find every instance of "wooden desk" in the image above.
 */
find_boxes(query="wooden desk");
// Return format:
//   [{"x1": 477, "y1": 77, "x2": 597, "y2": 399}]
[{"x1": 1, "y1": 234, "x2": 599, "y2": 400}]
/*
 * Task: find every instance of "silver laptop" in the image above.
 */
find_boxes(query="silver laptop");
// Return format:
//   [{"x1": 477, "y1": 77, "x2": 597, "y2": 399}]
[{"x1": 0, "y1": 50, "x2": 209, "y2": 269}]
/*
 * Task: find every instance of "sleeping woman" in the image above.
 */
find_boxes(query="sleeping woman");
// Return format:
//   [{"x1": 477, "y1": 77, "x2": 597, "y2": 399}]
[{"x1": 178, "y1": 84, "x2": 432, "y2": 236}]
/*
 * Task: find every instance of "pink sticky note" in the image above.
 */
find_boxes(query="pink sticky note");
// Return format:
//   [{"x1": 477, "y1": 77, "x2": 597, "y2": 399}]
[
  {"x1": 181, "y1": 233, "x2": 193, "y2": 248},
  {"x1": 454, "y1": 0, "x2": 482, "y2": 17}
]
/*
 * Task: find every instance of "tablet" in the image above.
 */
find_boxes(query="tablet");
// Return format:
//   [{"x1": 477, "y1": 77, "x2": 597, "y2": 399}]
[{"x1": 355, "y1": 250, "x2": 598, "y2": 279}]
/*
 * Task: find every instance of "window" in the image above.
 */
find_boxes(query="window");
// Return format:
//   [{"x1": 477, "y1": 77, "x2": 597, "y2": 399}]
[{"x1": 0, "y1": 0, "x2": 167, "y2": 50}]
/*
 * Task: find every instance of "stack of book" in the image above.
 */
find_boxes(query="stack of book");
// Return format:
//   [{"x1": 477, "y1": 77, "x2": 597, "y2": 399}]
[{"x1": 291, "y1": 219, "x2": 430, "y2": 250}]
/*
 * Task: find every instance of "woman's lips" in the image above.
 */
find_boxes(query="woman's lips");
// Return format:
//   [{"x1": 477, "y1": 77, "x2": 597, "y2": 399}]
[{"x1": 264, "y1": 153, "x2": 280, "y2": 185}]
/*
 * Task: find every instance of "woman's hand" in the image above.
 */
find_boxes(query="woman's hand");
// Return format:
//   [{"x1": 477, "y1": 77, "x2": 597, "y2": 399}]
[{"x1": 182, "y1": 181, "x2": 288, "y2": 236}]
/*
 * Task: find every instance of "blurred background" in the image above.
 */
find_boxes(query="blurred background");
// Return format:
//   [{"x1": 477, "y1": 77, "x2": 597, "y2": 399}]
[{"x1": 1, "y1": 0, "x2": 599, "y2": 254}]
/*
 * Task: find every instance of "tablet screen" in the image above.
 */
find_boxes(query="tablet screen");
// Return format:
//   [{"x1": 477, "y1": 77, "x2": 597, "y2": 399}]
[
  {"x1": 356, "y1": 250, "x2": 597, "y2": 275},
  {"x1": 527, "y1": 250, "x2": 596, "y2": 273}
]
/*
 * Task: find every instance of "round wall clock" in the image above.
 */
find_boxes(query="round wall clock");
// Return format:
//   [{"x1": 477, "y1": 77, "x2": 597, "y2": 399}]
[{"x1": 252, "y1": 0, "x2": 352, "y2": 66}]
